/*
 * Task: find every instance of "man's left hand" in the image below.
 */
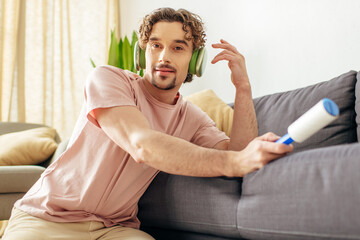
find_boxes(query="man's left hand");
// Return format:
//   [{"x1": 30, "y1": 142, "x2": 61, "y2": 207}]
[{"x1": 211, "y1": 39, "x2": 249, "y2": 89}]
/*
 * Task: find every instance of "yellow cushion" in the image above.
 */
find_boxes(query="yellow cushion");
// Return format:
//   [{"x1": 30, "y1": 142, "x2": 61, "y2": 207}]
[
  {"x1": 0, "y1": 220, "x2": 8, "y2": 238},
  {"x1": 0, "y1": 127, "x2": 58, "y2": 166},
  {"x1": 185, "y1": 89, "x2": 233, "y2": 137}
]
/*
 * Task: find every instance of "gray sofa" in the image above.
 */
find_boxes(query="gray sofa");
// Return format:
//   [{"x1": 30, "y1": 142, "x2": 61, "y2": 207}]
[
  {"x1": 138, "y1": 70, "x2": 360, "y2": 240},
  {"x1": 0, "y1": 70, "x2": 359, "y2": 240}
]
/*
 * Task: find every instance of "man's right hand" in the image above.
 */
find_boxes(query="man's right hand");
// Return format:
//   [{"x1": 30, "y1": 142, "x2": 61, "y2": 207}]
[{"x1": 228, "y1": 132, "x2": 294, "y2": 177}]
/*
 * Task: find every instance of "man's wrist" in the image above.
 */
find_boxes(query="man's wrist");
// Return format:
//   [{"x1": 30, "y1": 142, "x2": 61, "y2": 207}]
[
  {"x1": 221, "y1": 151, "x2": 240, "y2": 177},
  {"x1": 234, "y1": 85, "x2": 252, "y2": 101},
  {"x1": 234, "y1": 79, "x2": 252, "y2": 93}
]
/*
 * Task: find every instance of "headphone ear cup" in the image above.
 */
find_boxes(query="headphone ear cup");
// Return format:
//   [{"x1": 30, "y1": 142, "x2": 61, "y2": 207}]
[
  {"x1": 188, "y1": 48, "x2": 207, "y2": 77},
  {"x1": 195, "y1": 47, "x2": 207, "y2": 77},
  {"x1": 134, "y1": 42, "x2": 146, "y2": 70},
  {"x1": 188, "y1": 49, "x2": 199, "y2": 75}
]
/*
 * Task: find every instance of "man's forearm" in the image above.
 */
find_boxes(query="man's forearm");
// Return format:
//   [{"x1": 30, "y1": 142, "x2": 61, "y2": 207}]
[
  {"x1": 229, "y1": 82, "x2": 258, "y2": 151},
  {"x1": 95, "y1": 106, "x2": 237, "y2": 177},
  {"x1": 131, "y1": 129, "x2": 235, "y2": 177},
  {"x1": 211, "y1": 40, "x2": 257, "y2": 151}
]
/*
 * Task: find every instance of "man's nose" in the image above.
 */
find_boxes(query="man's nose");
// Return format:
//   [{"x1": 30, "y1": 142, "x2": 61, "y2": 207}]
[{"x1": 159, "y1": 48, "x2": 171, "y2": 64}]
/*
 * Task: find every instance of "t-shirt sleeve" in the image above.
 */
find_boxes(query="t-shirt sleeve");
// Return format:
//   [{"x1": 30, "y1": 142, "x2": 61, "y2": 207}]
[
  {"x1": 190, "y1": 104, "x2": 230, "y2": 148},
  {"x1": 84, "y1": 66, "x2": 137, "y2": 127}
]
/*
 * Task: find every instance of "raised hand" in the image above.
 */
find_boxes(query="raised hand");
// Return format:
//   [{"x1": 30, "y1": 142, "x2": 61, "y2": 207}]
[{"x1": 211, "y1": 39, "x2": 249, "y2": 89}]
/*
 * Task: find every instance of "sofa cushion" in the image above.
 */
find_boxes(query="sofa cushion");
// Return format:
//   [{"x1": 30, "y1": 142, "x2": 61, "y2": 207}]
[
  {"x1": 0, "y1": 122, "x2": 61, "y2": 143},
  {"x1": 185, "y1": 89, "x2": 234, "y2": 137},
  {"x1": 254, "y1": 70, "x2": 358, "y2": 153},
  {"x1": 237, "y1": 143, "x2": 360, "y2": 240},
  {"x1": 0, "y1": 127, "x2": 58, "y2": 166}
]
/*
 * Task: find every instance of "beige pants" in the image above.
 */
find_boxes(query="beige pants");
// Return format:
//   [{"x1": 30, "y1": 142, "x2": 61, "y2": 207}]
[{"x1": 3, "y1": 208, "x2": 154, "y2": 240}]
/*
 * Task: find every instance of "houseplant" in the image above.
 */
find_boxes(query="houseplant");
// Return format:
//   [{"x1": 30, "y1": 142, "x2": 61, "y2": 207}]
[{"x1": 91, "y1": 30, "x2": 143, "y2": 77}]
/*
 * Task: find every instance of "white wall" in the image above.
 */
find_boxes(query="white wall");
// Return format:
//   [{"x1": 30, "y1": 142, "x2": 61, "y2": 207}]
[{"x1": 120, "y1": 0, "x2": 360, "y2": 103}]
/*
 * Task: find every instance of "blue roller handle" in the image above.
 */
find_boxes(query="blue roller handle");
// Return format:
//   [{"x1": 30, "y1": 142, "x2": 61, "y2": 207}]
[{"x1": 276, "y1": 133, "x2": 294, "y2": 145}]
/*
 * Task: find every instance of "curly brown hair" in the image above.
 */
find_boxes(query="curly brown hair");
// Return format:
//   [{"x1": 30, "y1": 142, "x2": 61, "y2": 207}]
[{"x1": 138, "y1": 8, "x2": 206, "y2": 83}]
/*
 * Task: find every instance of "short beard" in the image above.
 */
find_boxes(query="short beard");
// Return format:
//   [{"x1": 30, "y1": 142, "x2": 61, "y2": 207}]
[{"x1": 151, "y1": 74, "x2": 177, "y2": 90}]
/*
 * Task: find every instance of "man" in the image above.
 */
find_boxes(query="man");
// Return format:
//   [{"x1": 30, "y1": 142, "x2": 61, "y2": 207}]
[{"x1": 3, "y1": 8, "x2": 292, "y2": 239}]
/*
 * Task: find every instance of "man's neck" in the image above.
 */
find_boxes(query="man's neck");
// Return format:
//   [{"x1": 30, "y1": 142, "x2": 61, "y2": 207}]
[{"x1": 141, "y1": 78, "x2": 180, "y2": 105}]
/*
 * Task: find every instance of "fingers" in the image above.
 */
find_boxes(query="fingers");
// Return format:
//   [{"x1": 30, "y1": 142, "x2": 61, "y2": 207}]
[
  {"x1": 257, "y1": 132, "x2": 281, "y2": 142},
  {"x1": 212, "y1": 39, "x2": 238, "y2": 53},
  {"x1": 255, "y1": 132, "x2": 294, "y2": 154},
  {"x1": 249, "y1": 141, "x2": 292, "y2": 171},
  {"x1": 263, "y1": 142, "x2": 293, "y2": 156},
  {"x1": 211, "y1": 50, "x2": 237, "y2": 64},
  {"x1": 259, "y1": 135, "x2": 294, "y2": 155},
  {"x1": 211, "y1": 39, "x2": 245, "y2": 67},
  {"x1": 258, "y1": 152, "x2": 287, "y2": 166}
]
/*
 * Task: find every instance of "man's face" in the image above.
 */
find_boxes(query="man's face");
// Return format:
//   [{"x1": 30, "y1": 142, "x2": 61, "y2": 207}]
[{"x1": 144, "y1": 21, "x2": 193, "y2": 90}]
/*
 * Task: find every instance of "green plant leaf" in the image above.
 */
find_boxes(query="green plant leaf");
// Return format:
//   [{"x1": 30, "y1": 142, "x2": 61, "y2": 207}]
[
  {"x1": 122, "y1": 36, "x2": 132, "y2": 71},
  {"x1": 131, "y1": 30, "x2": 138, "y2": 45},
  {"x1": 90, "y1": 58, "x2": 96, "y2": 68},
  {"x1": 101, "y1": 29, "x2": 142, "y2": 74},
  {"x1": 108, "y1": 30, "x2": 119, "y2": 67},
  {"x1": 118, "y1": 39, "x2": 123, "y2": 69}
]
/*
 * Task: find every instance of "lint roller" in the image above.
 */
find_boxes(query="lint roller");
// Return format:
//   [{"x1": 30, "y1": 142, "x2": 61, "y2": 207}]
[{"x1": 276, "y1": 98, "x2": 339, "y2": 145}]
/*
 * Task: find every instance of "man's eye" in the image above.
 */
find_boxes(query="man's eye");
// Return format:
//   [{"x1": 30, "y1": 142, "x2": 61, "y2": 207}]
[
  {"x1": 175, "y1": 46, "x2": 183, "y2": 51},
  {"x1": 152, "y1": 44, "x2": 160, "y2": 48}
]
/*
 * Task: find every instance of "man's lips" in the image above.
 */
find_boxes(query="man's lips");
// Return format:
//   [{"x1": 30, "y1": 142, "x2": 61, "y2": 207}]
[
  {"x1": 154, "y1": 67, "x2": 176, "y2": 77},
  {"x1": 155, "y1": 68, "x2": 175, "y2": 73}
]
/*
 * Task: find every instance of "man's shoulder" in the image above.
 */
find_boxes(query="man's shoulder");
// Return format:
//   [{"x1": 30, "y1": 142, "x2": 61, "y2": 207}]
[
  {"x1": 87, "y1": 65, "x2": 141, "y2": 88},
  {"x1": 92, "y1": 65, "x2": 139, "y2": 79}
]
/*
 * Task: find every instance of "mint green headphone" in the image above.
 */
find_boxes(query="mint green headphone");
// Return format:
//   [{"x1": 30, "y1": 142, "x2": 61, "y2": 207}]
[{"x1": 134, "y1": 41, "x2": 207, "y2": 77}]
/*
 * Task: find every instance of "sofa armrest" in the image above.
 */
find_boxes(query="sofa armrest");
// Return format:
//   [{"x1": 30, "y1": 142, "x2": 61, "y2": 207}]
[
  {"x1": 138, "y1": 173, "x2": 243, "y2": 239},
  {"x1": 0, "y1": 165, "x2": 45, "y2": 193}
]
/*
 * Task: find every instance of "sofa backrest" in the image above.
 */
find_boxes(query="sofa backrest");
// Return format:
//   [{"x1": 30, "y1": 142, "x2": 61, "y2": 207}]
[
  {"x1": 354, "y1": 72, "x2": 360, "y2": 139},
  {"x1": 253, "y1": 70, "x2": 359, "y2": 153}
]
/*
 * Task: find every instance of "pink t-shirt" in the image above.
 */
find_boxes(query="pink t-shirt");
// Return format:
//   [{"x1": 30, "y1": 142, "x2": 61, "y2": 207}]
[{"x1": 15, "y1": 66, "x2": 229, "y2": 229}]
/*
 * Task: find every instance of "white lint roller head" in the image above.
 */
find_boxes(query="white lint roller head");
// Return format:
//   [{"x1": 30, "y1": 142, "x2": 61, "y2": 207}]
[{"x1": 276, "y1": 98, "x2": 339, "y2": 145}]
